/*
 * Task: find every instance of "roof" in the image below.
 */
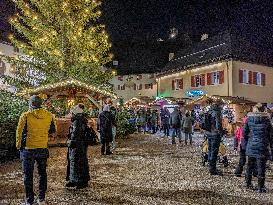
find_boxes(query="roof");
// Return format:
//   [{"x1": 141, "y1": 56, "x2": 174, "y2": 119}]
[
  {"x1": 159, "y1": 32, "x2": 273, "y2": 77},
  {"x1": 17, "y1": 79, "x2": 117, "y2": 99}
]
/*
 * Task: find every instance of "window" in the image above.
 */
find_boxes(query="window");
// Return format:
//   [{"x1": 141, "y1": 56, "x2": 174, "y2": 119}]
[
  {"x1": 120, "y1": 84, "x2": 125, "y2": 90},
  {"x1": 136, "y1": 75, "x2": 142, "y2": 80},
  {"x1": 191, "y1": 74, "x2": 205, "y2": 87},
  {"x1": 256, "y1": 72, "x2": 262, "y2": 85},
  {"x1": 13, "y1": 47, "x2": 19, "y2": 53},
  {"x1": 212, "y1": 72, "x2": 220, "y2": 84},
  {"x1": 0, "y1": 60, "x2": 6, "y2": 75},
  {"x1": 242, "y1": 70, "x2": 248, "y2": 84},
  {"x1": 118, "y1": 76, "x2": 123, "y2": 81},
  {"x1": 172, "y1": 79, "x2": 183, "y2": 90},
  {"x1": 136, "y1": 84, "x2": 142, "y2": 90},
  {"x1": 145, "y1": 83, "x2": 153, "y2": 89}
]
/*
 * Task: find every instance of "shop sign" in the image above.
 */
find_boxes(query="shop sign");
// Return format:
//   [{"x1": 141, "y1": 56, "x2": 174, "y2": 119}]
[{"x1": 185, "y1": 90, "x2": 205, "y2": 97}]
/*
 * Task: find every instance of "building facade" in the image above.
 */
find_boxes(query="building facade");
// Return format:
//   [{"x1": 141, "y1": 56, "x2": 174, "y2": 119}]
[{"x1": 110, "y1": 73, "x2": 157, "y2": 101}]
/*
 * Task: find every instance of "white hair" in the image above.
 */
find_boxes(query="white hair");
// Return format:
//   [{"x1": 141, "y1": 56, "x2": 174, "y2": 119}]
[{"x1": 103, "y1": 105, "x2": 110, "y2": 112}]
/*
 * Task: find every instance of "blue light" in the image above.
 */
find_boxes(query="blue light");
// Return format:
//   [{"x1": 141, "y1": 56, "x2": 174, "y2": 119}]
[{"x1": 185, "y1": 90, "x2": 205, "y2": 97}]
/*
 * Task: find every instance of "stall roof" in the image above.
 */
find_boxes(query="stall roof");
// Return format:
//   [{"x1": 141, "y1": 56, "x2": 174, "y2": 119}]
[{"x1": 17, "y1": 79, "x2": 117, "y2": 99}]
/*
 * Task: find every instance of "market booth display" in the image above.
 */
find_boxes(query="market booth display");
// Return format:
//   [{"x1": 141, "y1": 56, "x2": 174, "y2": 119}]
[
  {"x1": 185, "y1": 95, "x2": 256, "y2": 135},
  {"x1": 17, "y1": 79, "x2": 117, "y2": 145}
]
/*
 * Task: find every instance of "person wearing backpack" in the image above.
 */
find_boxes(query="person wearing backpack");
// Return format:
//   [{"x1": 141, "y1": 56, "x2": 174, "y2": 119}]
[
  {"x1": 182, "y1": 111, "x2": 194, "y2": 145},
  {"x1": 201, "y1": 100, "x2": 223, "y2": 175},
  {"x1": 16, "y1": 95, "x2": 57, "y2": 205},
  {"x1": 66, "y1": 103, "x2": 90, "y2": 189}
]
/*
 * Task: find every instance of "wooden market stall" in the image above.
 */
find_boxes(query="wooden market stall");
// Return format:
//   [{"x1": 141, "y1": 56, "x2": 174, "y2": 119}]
[
  {"x1": 185, "y1": 94, "x2": 256, "y2": 135},
  {"x1": 17, "y1": 79, "x2": 117, "y2": 145}
]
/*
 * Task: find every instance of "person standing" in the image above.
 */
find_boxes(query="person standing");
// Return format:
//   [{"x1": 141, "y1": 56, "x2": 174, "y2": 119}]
[
  {"x1": 201, "y1": 100, "x2": 223, "y2": 175},
  {"x1": 182, "y1": 112, "x2": 194, "y2": 145},
  {"x1": 98, "y1": 105, "x2": 116, "y2": 155},
  {"x1": 170, "y1": 107, "x2": 182, "y2": 144},
  {"x1": 160, "y1": 107, "x2": 170, "y2": 137},
  {"x1": 66, "y1": 104, "x2": 90, "y2": 189},
  {"x1": 16, "y1": 95, "x2": 57, "y2": 205},
  {"x1": 151, "y1": 110, "x2": 158, "y2": 134},
  {"x1": 243, "y1": 103, "x2": 273, "y2": 192},
  {"x1": 110, "y1": 106, "x2": 117, "y2": 150}
]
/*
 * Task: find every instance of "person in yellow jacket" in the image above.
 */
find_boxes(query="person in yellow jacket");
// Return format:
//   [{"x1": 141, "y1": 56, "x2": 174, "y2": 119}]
[{"x1": 16, "y1": 95, "x2": 56, "y2": 205}]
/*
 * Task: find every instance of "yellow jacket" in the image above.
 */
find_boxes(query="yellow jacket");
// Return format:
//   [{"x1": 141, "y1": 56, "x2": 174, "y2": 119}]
[{"x1": 16, "y1": 108, "x2": 57, "y2": 149}]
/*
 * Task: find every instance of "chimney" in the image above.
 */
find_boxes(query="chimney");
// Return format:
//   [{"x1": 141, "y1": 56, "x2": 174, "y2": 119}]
[
  {"x1": 169, "y1": 53, "x2": 174, "y2": 61},
  {"x1": 201, "y1": 34, "x2": 209, "y2": 41}
]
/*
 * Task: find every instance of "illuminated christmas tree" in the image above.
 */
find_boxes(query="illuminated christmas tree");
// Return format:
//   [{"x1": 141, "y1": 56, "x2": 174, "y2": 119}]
[{"x1": 6, "y1": 0, "x2": 113, "y2": 88}]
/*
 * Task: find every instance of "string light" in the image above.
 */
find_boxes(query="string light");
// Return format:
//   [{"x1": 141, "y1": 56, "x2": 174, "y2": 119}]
[{"x1": 17, "y1": 79, "x2": 117, "y2": 99}]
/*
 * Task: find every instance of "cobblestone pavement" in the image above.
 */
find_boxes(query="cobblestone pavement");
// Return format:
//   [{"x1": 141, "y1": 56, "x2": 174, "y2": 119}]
[{"x1": 0, "y1": 133, "x2": 273, "y2": 205}]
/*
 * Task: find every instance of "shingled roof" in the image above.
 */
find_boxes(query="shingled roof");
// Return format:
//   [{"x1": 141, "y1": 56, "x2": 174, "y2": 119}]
[{"x1": 159, "y1": 31, "x2": 273, "y2": 76}]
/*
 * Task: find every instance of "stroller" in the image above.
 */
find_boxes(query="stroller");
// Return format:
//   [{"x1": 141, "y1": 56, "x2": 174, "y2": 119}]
[{"x1": 201, "y1": 130, "x2": 229, "y2": 167}]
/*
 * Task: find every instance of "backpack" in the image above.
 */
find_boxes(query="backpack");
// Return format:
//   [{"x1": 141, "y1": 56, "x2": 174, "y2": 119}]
[
  {"x1": 85, "y1": 126, "x2": 98, "y2": 146},
  {"x1": 201, "y1": 112, "x2": 212, "y2": 131}
]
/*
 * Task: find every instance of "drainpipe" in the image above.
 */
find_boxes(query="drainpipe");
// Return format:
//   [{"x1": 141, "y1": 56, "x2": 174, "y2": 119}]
[{"x1": 226, "y1": 61, "x2": 230, "y2": 97}]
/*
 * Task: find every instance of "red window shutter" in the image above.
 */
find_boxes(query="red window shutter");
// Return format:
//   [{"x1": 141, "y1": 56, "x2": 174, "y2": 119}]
[
  {"x1": 139, "y1": 84, "x2": 142, "y2": 90},
  {"x1": 219, "y1": 70, "x2": 224, "y2": 84},
  {"x1": 172, "y1": 80, "x2": 175, "y2": 90},
  {"x1": 151, "y1": 84, "x2": 153, "y2": 89},
  {"x1": 117, "y1": 85, "x2": 120, "y2": 90},
  {"x1": 253, "y1": 72, "x2": 257, "y2": 85},
  {"x1": 191, "y1": 76, "x2": 195, "y2": 87},
  {"x1": 261, "y1": 73, "x2": 266, "y2": 86},
  {"x1": 201, "y1": 74, "x2": 205, "y2": 86},
  {"x1": 133, "y1": 83, "x2": 136, "y2": 90},
  {"x1": 207, "y1": 73, "x2": 212, "y2": 85},
  {"x1": 248, "y1": 71, "x2": 253, "y2": 84},
  {"x1": 145, "y1": 84, "x2": 149, "y2": 89},
  {"x1": 239, "y1": 70, "x2": 243, "y2": 83},
  {"x1": 179, "y1": 79, "x2": 183, "y2": 89}
]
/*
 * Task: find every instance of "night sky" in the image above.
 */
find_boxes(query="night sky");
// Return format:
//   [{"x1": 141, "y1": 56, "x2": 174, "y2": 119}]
[{"x1": 1, "y1": 0, "x2": 273, "y2": 74}]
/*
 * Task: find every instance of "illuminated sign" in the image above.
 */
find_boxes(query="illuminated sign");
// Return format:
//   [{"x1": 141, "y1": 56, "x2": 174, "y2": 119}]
[{"x1": 185, "y1": 90, "x2": 205, "y2": 97}]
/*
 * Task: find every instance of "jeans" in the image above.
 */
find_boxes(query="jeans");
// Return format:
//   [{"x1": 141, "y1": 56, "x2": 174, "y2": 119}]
[
  {"x1": 112, "y1": 127, "x2": 116, "y2": 150},
  {"x1": 245, "y1": 157, "x2": 267, "y2": 187},
  {"x1": 20, "y1": 149, "x2": 48, "y2": 205},
  {"x1": 208, "y1": 136, "x2": 221, "y2": 173},
  {"x1": 184, "y1": 132, "x2": 192, "y2": 144},
  {"x1": 162, "y1": 124, "x2": 170, "y2": 136},
  {"x1": 171, "y1": 128, "x2": 182, "y2": 144},
  {"x1": 235, "y1": 148, "x2": 246, "y2": 175}
]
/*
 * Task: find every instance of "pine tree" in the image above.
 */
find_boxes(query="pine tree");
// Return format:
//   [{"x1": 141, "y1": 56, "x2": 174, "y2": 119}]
[{"x1": 6, "y1": 0, "x2": 113, "y2": 88}]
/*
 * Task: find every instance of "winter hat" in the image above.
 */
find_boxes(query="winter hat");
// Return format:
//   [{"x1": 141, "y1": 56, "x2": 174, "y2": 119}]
[{"x1": 29, "y1": 95, "x2": 43, "y2": 110}]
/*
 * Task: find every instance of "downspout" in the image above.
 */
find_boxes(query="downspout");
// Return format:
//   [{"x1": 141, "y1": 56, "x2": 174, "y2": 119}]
[{"x1": 226, "y1": 61, "x2": 230, "y2": 97}]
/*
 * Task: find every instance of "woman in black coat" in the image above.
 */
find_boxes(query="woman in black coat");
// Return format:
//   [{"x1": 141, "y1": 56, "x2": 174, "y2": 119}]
[
  {"x1": 98, "y1": 105, "x2": 116, "y2": 155},
  {"x1": 66, "y1": 104, "x2": 90, "y2": 189},
  {"x1": 243, "y1": 103, "x2": 273, "y2": 193}
]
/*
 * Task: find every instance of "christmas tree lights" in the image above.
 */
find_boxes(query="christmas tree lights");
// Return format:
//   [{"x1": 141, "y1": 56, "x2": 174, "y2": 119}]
[{"x1": 6, "y1": 0, "x2": 113, "y2": 88}]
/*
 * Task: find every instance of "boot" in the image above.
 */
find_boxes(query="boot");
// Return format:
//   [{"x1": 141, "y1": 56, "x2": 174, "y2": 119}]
[
  {"x1": 245, "y1": 175, "x2": 254, "y2": 190},
  {"x1": 257, "y1": 177, "x2": 266, "y2": 193}
]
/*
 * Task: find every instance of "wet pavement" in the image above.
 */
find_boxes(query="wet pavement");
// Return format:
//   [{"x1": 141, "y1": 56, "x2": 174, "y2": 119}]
[{"x1": 0, "y1": 132, "x2": 273, "y2": 205}]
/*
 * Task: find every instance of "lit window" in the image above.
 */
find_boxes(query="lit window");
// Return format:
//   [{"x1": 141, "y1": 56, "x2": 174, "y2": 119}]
[
  {"x1": 174, "y1": 79, "x2": 183, "y2": 90},
  {"x1": 242, "y1": 70, "x2": 249, "y2": 84},
  {"x1": 212, "y1": 72, "x2": 220, "y2": 85},
  {"x1": 195, "y1": 75, "x2": 202, "y2": 87},
  {"x1": 256, "y1": 72, "x2": 262, "y2": 85}
]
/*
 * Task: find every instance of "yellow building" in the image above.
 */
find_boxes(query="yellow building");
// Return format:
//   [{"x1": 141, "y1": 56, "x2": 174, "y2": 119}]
[{"x1": 157, "y1": 32, "x2": 273, "y2": 104}]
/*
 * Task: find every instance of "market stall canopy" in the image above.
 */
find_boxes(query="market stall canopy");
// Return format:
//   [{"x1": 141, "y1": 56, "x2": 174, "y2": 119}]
[
  {"x1": 125, "y1": 96, "x2": 153, "y2": 106},
  {"x1": 152, "y1": 97, "x2": 192, "y2": 106},
  {"x1": 16, "y1": 79, "x2": 117, "y2": 99},
  {"x1": 186, "y1": 94, "x2": 256, "y2": 106}
]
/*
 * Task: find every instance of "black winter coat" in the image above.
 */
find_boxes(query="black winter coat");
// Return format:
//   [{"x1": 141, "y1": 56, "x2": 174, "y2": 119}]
[
  {"x1": 205, "y1": 105, "x2": 223, "y2": 138},
  {"x1": 98, "y1": 111, "x2": 116, "y2": 141},
  {"x1": 243, "y1": 112, "x2": 273, "y2": 159},
  {"x1": 66, "y1": 113, "x2": 90, "y2": 183}
]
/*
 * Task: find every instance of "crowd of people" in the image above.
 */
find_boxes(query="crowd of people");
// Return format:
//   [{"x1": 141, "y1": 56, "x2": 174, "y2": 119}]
[{"x1": 15, "y1": 95, "x2": 273, "y2": 204}]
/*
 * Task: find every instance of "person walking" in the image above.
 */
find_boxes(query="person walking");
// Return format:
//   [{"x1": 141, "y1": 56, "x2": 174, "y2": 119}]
[
  {"x1": 170, "y1": 107, "x2": 182, "y2": 144},
  {"x1": 98, "y1": 105, "x2": 116, "y2": 155},
  {"x1": 182, "y1": 112, "x2": 194, "y2": 145},
  {"x1": 243, "y1": 103, "x2": 273, "y2": 192},
  {"x1": 16, "y1": 95, "x2": 57, "y2": 205},
  {"x1": 160, "y1": 107, "x2": 170, "y2": 137},
  {"x1": 66, "y1": 104, "x2": 90, "y2": 189},
  {"x1": 201, "y1": 100, "x2": 223, "y2": 175}
]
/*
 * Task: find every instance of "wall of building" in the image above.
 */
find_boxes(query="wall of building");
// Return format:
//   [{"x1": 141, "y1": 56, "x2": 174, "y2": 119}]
[
  {"x1": 110, "y1": 74, "x2": 157, "y2": 101},
  {"x1": 232, "y1": 61, "x2": 273, "y2": 103},
  {"x1": 158, "y1": 61, "x2": 232, "y2": 99}
]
